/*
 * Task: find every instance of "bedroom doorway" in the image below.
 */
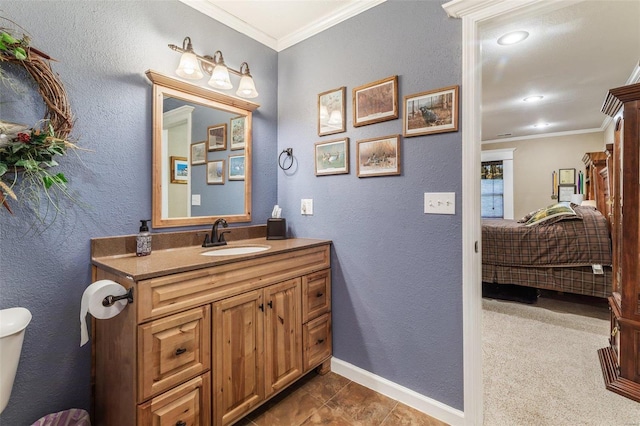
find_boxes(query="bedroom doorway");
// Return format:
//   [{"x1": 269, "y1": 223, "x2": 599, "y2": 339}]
[
  {"x1": 443, "y1": 0, "x2": 630, "y2": 424},
  {"x1": 445, "y1": 0, "x2": 639, "y2": 423}
]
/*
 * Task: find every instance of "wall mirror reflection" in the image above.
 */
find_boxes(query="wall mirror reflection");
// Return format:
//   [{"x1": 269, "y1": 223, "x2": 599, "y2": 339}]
[{"x1": 147, "y1": 70, "x2": 259, "y2": 228}]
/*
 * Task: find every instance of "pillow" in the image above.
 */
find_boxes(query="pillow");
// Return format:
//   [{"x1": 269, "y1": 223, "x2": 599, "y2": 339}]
[
  {"x1": 524, "y1": 203, "x2": 578, "y2": 226},
  {"x1": 518, "y1": 208, "x2": 542, "y2": 223}
]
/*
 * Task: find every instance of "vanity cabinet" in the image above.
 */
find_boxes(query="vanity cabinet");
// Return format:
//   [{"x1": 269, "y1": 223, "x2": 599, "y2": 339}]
[{"x1": 91, "y1": 240, "x2": 331, "y2": 426}]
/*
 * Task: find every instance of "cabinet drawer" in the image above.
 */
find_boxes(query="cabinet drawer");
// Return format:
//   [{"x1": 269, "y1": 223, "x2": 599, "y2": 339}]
[
  {"x1": 302, "y1": 269, "x2": 331, "y2": 322},
  {"x1": 138, "y1": 372, "x2": 211, "y2": 426},
  {"x1": 138, "y1": 306, "x2": 211, "y2": 401},
  {"x1": 303, "y1": 313, "x2": 332, "y2": 372}
]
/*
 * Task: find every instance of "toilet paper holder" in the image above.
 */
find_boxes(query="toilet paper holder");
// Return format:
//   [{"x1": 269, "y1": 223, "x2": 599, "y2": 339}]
[{"x1": 102, "y1": 288, "x2": 134, "y2": 307}]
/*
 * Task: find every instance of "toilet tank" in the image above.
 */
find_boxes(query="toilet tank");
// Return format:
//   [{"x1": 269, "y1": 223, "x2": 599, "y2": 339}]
[{"x1": 0, "y1": 307, "x2": 32, "y2": 414}]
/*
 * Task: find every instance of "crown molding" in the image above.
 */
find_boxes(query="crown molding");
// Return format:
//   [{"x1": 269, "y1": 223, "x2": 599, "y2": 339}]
[
  {"x1": 277, "y1": 0, "x2": 386, "y2": 51},
  {"x1": 179, "y1": 0, "x2": 279, "y2": 50},
  {"x1": 180, "y1": 0, "x2": 386, "y2": 52},
  {"x1": 482, "y1": 127, "x2": 603, "y2": 145}
]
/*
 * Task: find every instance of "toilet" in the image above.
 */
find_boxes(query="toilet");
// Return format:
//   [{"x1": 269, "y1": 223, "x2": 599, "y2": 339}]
[{"x1": 0, "y1": 307, "x2": 32, "y2": 414}]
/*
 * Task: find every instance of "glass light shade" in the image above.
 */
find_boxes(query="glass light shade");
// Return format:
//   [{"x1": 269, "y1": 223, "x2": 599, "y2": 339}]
[
  {"x1": 175, "y1": 52, "x2": 203, "y2": 79},
  {"x1": 236, "y1": 75, "x2": 259, "y2": 99},
  {"x1": 208, "y1": 64, "x2": 233, "y2": 90}
]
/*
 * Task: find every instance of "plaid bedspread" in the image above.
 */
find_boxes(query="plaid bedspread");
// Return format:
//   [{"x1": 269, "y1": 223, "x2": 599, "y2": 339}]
[{"x1": 482, "y1": 206, "x2": 612, "y2": 267}]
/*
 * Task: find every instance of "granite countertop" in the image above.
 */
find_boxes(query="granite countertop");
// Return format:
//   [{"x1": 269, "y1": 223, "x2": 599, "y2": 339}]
[{"x1": 91, "y1": 237, "x2": 331, "y2": 281}]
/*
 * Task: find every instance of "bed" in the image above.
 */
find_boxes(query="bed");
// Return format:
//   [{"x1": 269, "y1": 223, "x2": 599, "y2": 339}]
[{"x1": 482, "y1": 203, "x2": 612, "y2": 298}]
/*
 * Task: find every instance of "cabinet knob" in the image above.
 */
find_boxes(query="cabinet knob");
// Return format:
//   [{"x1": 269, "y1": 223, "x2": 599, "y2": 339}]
[
  {"x1": 317, "y1": 338, "x2": 324, "y2": 344},
  {"x1": 175, "y1": 347, "x2": 187, "y2": 356},
  {"x1": 268, "y1": 301, "x2": 273, "y2": 309},
  {"x1": 176, "y1": 421, "x2": 187, "y2": 426},
  {"x1": 316, "y1": 292, "x2": 324, "y2": 297},
  {"x1": 259, "y1": 303, "x2": 264, "y2": 312}
]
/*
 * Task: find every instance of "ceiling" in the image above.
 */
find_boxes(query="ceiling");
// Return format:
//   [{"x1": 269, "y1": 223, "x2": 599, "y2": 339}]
[{"x1": 181, "y1": 0, "x2": 640, "y2": 142}]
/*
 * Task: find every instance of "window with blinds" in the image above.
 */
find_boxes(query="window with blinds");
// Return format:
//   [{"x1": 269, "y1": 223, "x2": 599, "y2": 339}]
[{"x1": 481, "y1": 161, "x2": 504, "y2": 218}]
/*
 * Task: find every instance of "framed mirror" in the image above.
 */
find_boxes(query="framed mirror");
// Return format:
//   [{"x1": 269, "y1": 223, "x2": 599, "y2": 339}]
[{"x1": 146, "y1": 70, "x2": 259, "y2": 227}]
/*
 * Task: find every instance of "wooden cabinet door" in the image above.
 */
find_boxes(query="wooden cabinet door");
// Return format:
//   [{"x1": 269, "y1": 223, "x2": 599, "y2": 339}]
[
  {"x1": 213, "y1": 290, "x2": 264, "y2": 426},
  {"x1": 264, "y1": 278, "x2": 302, "y2": 398}
]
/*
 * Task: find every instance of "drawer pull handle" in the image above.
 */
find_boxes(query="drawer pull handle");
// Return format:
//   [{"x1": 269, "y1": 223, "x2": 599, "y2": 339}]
[
  {"x1": 176, "y1": 421, "x2": 187, "y2": 426},
  {"x1": 259, "y1": 303, "x2": 264, "y2": 312},
  {"x1": 268, "y1": 301, "x2": 273, "y2": 309},
  {"x1": 175, "y1": 348, "x2": 187, "y2": 356},
  {"x1": 317, "y1": 339, "x2": 324, "y2": 344},
  {"x1": 316, "y1": 292, "x2": 324, "y2": 297}
]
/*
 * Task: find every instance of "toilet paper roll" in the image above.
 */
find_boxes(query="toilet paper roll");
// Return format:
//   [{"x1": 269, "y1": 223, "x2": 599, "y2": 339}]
[{"x1": 80, "y1": 280, "x2": 128, "y2": 347}]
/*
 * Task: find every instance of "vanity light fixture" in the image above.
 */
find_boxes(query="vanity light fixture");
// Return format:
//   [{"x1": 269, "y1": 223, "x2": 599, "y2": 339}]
[
  {"x1": 169, "y1": 36, "x2": 259, "y2": 99},
  {"x1": 497, "y1": 30, "x2": 529, "y2": 45}
]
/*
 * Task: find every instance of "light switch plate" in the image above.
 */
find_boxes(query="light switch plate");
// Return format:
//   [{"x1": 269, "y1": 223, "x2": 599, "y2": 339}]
[
  {"x1": 191, "y1": 194, "x2": 201, "y2": 206},
  {"x1": 424, "y1": 192, "x2": 455, "y2": 215},
  {"x1": 301, "y1": 199, "x2": 313, "y2": 215}
]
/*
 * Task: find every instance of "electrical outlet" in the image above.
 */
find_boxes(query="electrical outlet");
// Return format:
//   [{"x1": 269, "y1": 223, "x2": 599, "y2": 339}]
[
  {"x1": 301, "y1": 199, "x2": 313, "y2": 215},
  {"x1": 424, "y1": 192, "x2": 455, "y2": 215}
]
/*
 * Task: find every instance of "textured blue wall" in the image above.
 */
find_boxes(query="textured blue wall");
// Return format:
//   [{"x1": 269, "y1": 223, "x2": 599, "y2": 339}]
[
  {"x1": 277, "y1": 0, "x2": 463, "y2": 409},
  {"x1": 0, "y1": 1, "x2": 277, "y2": 424}
]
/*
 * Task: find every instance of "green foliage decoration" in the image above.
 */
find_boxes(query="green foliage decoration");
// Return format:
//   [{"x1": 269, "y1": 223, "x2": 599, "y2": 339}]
[{"x1": 0, "y1": 23, "x2": 84, "y2": 231}]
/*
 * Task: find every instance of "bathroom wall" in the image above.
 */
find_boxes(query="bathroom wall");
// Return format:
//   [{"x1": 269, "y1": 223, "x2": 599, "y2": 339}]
[
  {"x1": 0, "y1": 2, "x2": 278, "y2": 424},
  {"x1": 277, "y1": 1, "x2": 463, "y2": 409}
]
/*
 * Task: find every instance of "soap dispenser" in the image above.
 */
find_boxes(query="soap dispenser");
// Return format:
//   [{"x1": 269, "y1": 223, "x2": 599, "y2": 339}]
[{"x1": 136, "y1": 219, "x2": 152, "y2": 256}]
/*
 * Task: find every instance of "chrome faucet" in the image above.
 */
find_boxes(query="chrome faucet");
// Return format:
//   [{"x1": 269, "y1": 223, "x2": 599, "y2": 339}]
[{"x1": 202, "y1": 218, "x2": 230, "y2": 247}]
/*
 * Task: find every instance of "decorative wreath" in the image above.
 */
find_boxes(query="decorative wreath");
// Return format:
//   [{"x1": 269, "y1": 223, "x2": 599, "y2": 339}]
[
  {"x1": 0, "y1": 27, "x2": 81, "y2": 224},
  {"x1": 0, "y1": 31, "x2": 74, "y2": 138}
]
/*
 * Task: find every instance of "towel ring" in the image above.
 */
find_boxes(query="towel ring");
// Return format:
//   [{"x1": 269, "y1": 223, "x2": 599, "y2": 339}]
[{"x1": 278, "y1": 148, "x2": 293, "y2": 170}]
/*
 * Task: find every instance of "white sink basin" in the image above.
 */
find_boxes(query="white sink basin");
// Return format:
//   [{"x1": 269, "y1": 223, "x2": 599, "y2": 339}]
[{"x1": 201, "y1": 245, "x2": 270, "y2": 256}]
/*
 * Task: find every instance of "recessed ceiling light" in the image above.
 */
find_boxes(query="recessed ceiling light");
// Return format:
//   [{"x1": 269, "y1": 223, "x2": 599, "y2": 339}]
[
  {"x1": 523, "y1": 95, "x2": 544, "y2": 102},
  {"x1": 532, "y1": 123, "x2": 550, "y2": 128},
  {"x1": 497, "y1": 31, "x2": 529, "y2": 45}
]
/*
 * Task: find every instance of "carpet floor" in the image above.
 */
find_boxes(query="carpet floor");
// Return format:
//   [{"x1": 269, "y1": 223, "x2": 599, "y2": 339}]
[{"x1": 483, "y1": 295, "x2": 640, "y2": 426}]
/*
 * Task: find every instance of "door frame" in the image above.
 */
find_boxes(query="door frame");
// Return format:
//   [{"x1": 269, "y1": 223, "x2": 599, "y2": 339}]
[{"x1": 441, "y1": 1, "x2": 585, "y2": 424}]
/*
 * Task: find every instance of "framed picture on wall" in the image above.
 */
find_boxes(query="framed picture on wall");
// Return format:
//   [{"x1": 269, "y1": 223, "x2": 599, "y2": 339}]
[
  {"x1": 318, "y1": 86, "x2": 346, "y2": 136},
  {"x1": 230, "y1": 116, "x2": 246, "y2": 150},
  {"x1": 352, "y1": 75, "x2": 398, "y2": 127},
  {"x1": 228, "y1": 154, "x2": 245, "y2": 180},
  {"x1": 315, "y1": 138, "x2": 349, "y2": 176},
  {"x1": 191, "y1": 142, "x2": 206, "y2": 165},
  {"x1": 403, "y1": 85, "x2": 459, "y2": 137},
  {"x1": 558, "y1": 185, "x2": 575, "y2": 202},
  {"x1": 559, "y1": 168, "x2": 576, "y2": 185},
  {"x1": 170, "y1": 156, "x2": 188, "y2": 184},
  {"x1": 207, "y1": 123, "x2": 227, "y2": 151},
  {"x1": 207, "y1": 160, "x2": 225, "y2": 185},
  {"x1": 356, "y1": 135, "x2": 401, "y2": 178}
]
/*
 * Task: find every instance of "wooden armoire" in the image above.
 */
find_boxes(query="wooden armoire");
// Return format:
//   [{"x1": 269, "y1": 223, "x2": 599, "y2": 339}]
[{"x1": 598, "y1": 82, "x2": 640, "y2": 402}]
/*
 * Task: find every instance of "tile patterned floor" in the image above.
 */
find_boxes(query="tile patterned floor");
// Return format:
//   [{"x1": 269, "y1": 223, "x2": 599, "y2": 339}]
[{"x1": 236, "y1": 371, "x2": 449, "y2": 426}]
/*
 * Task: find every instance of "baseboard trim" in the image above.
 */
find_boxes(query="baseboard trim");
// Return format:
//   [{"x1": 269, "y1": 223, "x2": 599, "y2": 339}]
[{"x1": 331, "y1": 358, "x2": 465, "y2": 426}]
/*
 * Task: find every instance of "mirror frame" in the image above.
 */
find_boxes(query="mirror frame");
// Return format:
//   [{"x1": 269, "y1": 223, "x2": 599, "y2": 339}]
[{"x1": 146, "y1": 70, "x2": 259, "y2": 228}]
